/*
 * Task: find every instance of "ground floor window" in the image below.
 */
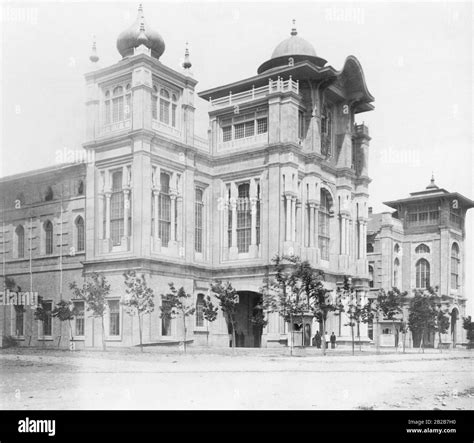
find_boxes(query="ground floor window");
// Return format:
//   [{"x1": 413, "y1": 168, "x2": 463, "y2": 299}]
[
  {"x1": 14, "y1": 305, "x2": 25, "y2": 336},
  {"x1": 73, "y1": 301, "x2": 85, "y2": 337},
  {"x1": 108, "y1": 300, "x2": 120, "y2": 336},
  {"x1": 42, "y1": 301, "x2": 52, "y2": 337},
  {"x1": 161, "y1": 299, "x2": 172, "y2": 336}
]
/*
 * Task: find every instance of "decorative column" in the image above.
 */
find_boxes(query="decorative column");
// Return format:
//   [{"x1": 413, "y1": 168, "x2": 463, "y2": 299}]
[
  {"x1": 98, "y1": 193, "x2": 105, "y2": 241},
  {"x1": 153, "y1": 189, "x2": 160, "y2": 251},
  {"x1": 309, "y1": 202, "x2": 315, "y2": 247},
  {"x1": 123, "y1": 188, "x2": 130, "y2": 238},
  {"x1": 223, "y1": 186, "x2": 229, "y2": 260},
  {"x1": 341, "y1": 215, "x2": 347, "y2": 255},
  {"x1": 176, "y1": 194, "x2": 183, "y2": 254},
  {"x1": 170, "y1": 193, "x2": 177, "y2": 243}
]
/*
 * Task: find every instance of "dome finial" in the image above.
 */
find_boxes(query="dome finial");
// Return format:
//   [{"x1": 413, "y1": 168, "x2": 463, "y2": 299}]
[
  {"x1": 182, "y1": 41, "x2": 192, "y2": 70},
  {"x1": 89, "y1": 35, "x2": 99, "y2": 63},
  {"x1": 426, "y1": 172, "x2": 438, "y2": 190},
  {"x1": 291, "y1": 19, "x2": 297, "y2": 36}
]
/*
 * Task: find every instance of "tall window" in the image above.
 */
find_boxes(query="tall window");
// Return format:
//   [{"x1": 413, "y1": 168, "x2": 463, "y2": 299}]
[
  {"x1": 321, "y1": 106, "x2": 332, "y2": 155},
  {"x1": 450, "y1": 205, "x2": 461, "y2": 228},
  {"x1": 110, "y1": 171, "x2": 124, "y2": 246},
  {"x1": 415, "y1": 243, "x2": 430, "y2": 254},
  {"x1": 366, "y1": 243, "x2": 374, "y2": 253},
  {"x1": 298, "y1": 110, "x2": 305, "y2": 140},
  {"x1": 195, "y1": 294, "x2": 205, "y2": 327},
  {"x1": 368, "y1": 265, "x2": 374, "y2": 288},
  {"x1": 256, "y1": 183, "x2": 261, "y2": 245},
  {"x1": 159, "y1": 173, "x2": 171, "y2": 247},
  {"x1": 152, "y1": 86, "x2": 158, "y2": 120},
  {"x1": 451, "y1": 243, "x2": 460, "y2": 289},
  {"x1": 195, "y1": 188, "x2": 204, "y2": 253},
  {"x1": 161, "y1": 297, "x2": 172, "y2": 336},
  {"x1": 105, "y1": 85, "x2": 131, "y2": 124},
  {"x1": 394, "y1": 258, "x2": 400, "y2": 288},
  {"x1": 236, "y1": 183, "x2": 251, "y2": 253},
  {"x1": 76, "y1": 216, "x2": 85, "y2": 252},
  {"x1": 44, "y1": 220, "x2": 53, "y2": 255},
  {"x1": 227, "y1": 187, "x2": 232, "y2": 248},
  {"x1": 394, "y1": 243, "x2": 400, "y2": 254},
  {"x1": 158, "y1": 88, "x2": 178, "y2": 127},
  {"x1": 73, "y1": 301, "x2": 85, "y2": 336},
  {"x1": 42, "y1": 301, "x2": 52, "y2": 337},
  {"x1": 318, "y1": 189, "x2": 331, "y2": 260},
  {"x1": 416, "y1": 259, "x2": 430, "y2": 289},
  {"x1": 108, "y1": 300, "x2": 120, "y2": 336},
  {"x1": 14, "y1": 305, "x2": 25, "y2": 336},
  {"x1": 16, "y1": 225, "x2": 25, "y2": 258}
]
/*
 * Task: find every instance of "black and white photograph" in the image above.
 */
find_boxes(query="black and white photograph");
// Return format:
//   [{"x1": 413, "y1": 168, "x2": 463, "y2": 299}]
[{"x1": 0, "y1": 0, "x2": 472, "y2": 438}]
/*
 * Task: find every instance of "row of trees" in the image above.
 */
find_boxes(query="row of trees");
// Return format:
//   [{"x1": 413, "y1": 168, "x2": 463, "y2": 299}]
[{"x1": 2, "y1": 254, "x2": 462, "y2": 353}]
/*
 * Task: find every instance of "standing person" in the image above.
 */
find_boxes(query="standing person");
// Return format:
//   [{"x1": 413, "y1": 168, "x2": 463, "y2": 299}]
[
  {"x1": 324, "y1": 331, "x2": 329, "y2": 351},
  {"x1": 314, "y1": 331, "x2": 321, "y2": 349},
  {"x1": 330, "y1": 332, "x2": 337, "y2": 349}
]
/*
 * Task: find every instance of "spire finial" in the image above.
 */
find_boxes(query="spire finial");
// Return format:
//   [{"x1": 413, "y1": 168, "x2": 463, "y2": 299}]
[
  {"x1": 182, "y1": 41, "x2": 192, "y2": 70},
  {"x1": 89, "y1": 35, "x2": 99, "y2": 63},
  {"x1": 426, "y1": 172, "x2": 438, "y2": 190},
  {"x1": 291, "y1": 19, "x2": 297, "y2": 36}
]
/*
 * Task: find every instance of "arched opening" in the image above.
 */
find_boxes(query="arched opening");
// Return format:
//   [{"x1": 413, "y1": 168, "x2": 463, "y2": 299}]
[
  {"x1": 451, "y1": 308, "x2": 459, "y2": 348},
  {"x1": 233, "y1": 291, "x2": 264, "y2": 348}
]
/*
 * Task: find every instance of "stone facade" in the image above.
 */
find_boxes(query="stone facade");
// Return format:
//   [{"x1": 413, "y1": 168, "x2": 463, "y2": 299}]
[
  {"x1": 0, "y1": 8, "x2": 376, "y2": 349},
  {"x1": 366, "y1": 180, "x2": 474, "y2": 348}
]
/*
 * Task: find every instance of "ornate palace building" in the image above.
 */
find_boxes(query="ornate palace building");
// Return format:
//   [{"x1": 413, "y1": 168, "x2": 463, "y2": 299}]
[
  {"x1": 367, "y1": 178, "x2": 473, "y2": 348},
  {"x1": 3, "y1": 4, "x2": 433, "y2": 350}
]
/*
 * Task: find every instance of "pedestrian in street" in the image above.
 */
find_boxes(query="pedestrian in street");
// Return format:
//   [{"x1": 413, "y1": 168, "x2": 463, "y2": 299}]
[
  {"x1": 330, "y1": 332, "x2": 337, "y2": 349},
  {"x1": 313, "y1": 331, "x2": 321, "y2": 348},
  {"x1": 324, "y1": 331, "x2": 329, "y2": 350}
]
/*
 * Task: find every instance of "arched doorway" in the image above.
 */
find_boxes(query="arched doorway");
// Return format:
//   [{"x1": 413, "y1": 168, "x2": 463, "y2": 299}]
[
  {"x1": 451, "y1": 308, "x2": 459, "y2": 348},
  {"x1": 233, "y1": 291, "x2": 264, "y2": 348}
]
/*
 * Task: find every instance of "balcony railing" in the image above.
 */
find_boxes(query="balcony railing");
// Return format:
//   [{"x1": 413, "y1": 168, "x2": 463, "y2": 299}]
[
  {"x1": 354, "y1": 123, "x2": 369, "y2": 136},
  {"x1": 209, "y1": 77, "x2": 299, "y2": 108},
  {"x1": 100, "y1": 119, "x2": 131, "y2": 135}
]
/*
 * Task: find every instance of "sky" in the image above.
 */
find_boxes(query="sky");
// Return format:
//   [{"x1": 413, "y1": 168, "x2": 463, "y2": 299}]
[{"x1": 0, "y1": 1, "x2": 472, "y2": 312}]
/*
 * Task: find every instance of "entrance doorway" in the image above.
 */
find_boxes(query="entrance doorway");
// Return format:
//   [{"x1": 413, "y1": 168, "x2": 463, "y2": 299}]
[{"x1": 232, "y1": 291, "x2": 263, "y2": 348}]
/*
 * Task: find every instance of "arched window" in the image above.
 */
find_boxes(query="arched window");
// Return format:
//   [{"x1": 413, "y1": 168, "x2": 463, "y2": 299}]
[
  {"x1": 368, "y1": 265, "x2": 374, "y2": 288},
  {"x1": 415, "y1": 243, "x2": 430, "y2": 254},
  {"x1": 450, "y1": 243, "x2": 460, "y2": 289},
  {"x1": 110, "y1": 171, "x2": 124, "y2": 246},
  {"x1": 416, "y1": 259, "x2": 430, "y2": 289},
  {"x1": 367, "y1": 243, "x2": 374, "y2": 253},
  {"x1": 393, "y1": 258, "x2": 400, "y2": 288},
  {"x1": 171, "y1": 94, "x2": 178, "y2": 127},
  {"x1": 104, "y1": 90, "x2": 111, "y2": 124},
  {"x1": 77, "y1": 180, "x2": 84, "y2": 195},
  {"x1": 76, "y1": 216, "x2": 85, "y2": 252},
  {"x1": 195, "y1": 294, "x2": 205, "y2": 327},
  {"x1": 106, "y1": 85, "x2": 131, "y2": 125},
  {"x1": 45, "y1": 186, "x2": 53, "y2": 201},
  {"x1": 44, "y1": 220, "x2": 53, "y2": 255},
  {"x1": 236, "y1": 183, "x2": 251, "y2": 253},
  {"x1": 318, "y1": 189, "x2": 331, "y2": 260},
  {"x1": 16, "y1": 225, "x2": 25, "y2": 258},
  {"x1": 394, "y1": 243, "x2": 400, "y2": 254},
  {"x1": 159, "y1": 173, "x2": 171, "y2": 247},
  {"x1": 195, "y1": 188, "x2": 203, "y2": 253},
  {"x1": 256, "y1": 183, "x2": 261, "y2": 245}
]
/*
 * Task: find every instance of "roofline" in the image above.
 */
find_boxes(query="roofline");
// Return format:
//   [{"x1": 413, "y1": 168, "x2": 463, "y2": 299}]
[
  {"x1": 383, "y1": 192, "x2": 474, "y2": 209},
  {"x1": 0, "y1": 162, "x2": 86, "y2": 184}
]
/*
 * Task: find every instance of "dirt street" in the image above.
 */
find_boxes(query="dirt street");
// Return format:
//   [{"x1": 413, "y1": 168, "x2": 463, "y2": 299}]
[{"x1": 0, "y1": 347, "x2": 472, "y2": 410}]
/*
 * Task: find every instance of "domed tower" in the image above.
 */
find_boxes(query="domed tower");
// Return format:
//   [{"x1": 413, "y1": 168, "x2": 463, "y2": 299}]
[
  {"x1": 116, "y1": 3, "x2": 165, "y2": 59},
  {"x1": 257, "y1": 20, "x2": 327, "y2": 74}
]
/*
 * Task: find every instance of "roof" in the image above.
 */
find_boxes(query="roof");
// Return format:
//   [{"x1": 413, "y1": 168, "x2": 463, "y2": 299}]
[{"x1": 0, "y1": 163, "x2": 86, "y2": 185}]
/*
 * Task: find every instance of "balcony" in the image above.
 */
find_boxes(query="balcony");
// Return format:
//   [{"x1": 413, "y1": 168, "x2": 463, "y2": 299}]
[
  {"x1": 100, "y1": 119, "x2": 131, "y2": 136},
  {"x1": 209, "y1": 77, "x2": 300, "y2": 109},
  {"x1": 353, "y1": 123, "x2": 369, "y2": 137}
]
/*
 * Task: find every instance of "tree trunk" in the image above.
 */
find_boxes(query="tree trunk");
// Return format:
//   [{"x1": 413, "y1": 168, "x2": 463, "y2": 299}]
[
  {"x1": 358, "y1": 321, "x2": 361, "y2": 351},
  {"x1": 289, "y1": 313, "x2": 294, "y2": 356},
  {"x1": 375, "y1": 314, "x2": 380, "y2": 354},
  {"x1": 101, "y1": 316, "x2": 106, "y2": 351},
  {"x1": 139, "y1": 315, "x2": 143, "y2": 352},
  {"x1": 206, "y1": 322, "x2": 209, "y2": 347},
  {"x1": 438, "y1": 331, "x2": 442, "y2": 353},
  {"x1": 183, "y1": 313, "x2": 187, "y2": 354},
  {"x1": 231, "y1": 320, "x2": 236, "y2": 354},
  {"x1": 351, "y1": 321, "x2": 355, "y2": 356},
  {"x1": 322, "y1": 318, "x2": 326, "y2": 356}
]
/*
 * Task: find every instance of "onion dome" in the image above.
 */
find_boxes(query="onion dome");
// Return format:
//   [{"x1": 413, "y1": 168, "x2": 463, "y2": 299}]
[
  {"x1": 257, "y1": 20, "x2": 327, "y2": 74},
  {"x1": 182, "y1": 42, "x2": 192, "y2": 70},
  {"x1": 116, "y1": 4, "x2": 165, "y2": 59},
  {"x1": 89, "y1": 36, "x2": 99, "y2": 63}
]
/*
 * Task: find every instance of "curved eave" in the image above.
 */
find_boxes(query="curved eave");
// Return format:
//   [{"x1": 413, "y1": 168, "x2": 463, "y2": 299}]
[{"x1": 336, "y1": 55, "x2": 374, "y2": 106}]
